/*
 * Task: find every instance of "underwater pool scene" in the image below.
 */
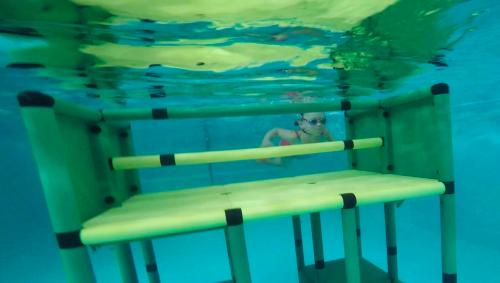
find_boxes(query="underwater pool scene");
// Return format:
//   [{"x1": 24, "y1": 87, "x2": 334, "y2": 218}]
[{"x1": 1, "y1": 0, "x2": 499, "y2": 282}]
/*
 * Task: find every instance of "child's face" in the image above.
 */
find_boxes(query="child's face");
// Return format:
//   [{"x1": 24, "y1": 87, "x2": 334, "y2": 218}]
[{"x1": 299, "y1": 112, "x2": 326, "y2": 136}]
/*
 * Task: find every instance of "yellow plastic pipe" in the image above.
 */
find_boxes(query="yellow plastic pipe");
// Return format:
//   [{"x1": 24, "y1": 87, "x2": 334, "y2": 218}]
[{"x1": 111, "y1": 137, "x2": 383, "y2": 170}]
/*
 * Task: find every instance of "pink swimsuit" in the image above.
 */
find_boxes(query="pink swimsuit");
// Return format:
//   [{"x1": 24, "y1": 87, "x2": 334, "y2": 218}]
[{"x1": 279, "y1": 131, "x2": 300, "y2": 146}]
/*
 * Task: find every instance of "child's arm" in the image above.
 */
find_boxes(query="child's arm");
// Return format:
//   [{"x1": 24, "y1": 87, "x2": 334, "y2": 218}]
[
  {"x1": 258, "y1": 128, "x2": 294, "y2": 166},
  {"x1": 260, "y1": 128, "x2": 279, "y2": 147},
  {"x1": 260, "y1": 128, "x2": 295, "y2": 146}
]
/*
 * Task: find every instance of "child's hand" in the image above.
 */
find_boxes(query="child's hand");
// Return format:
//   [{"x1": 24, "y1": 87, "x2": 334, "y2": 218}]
[
  {"x1": 260, "y1": 140, "x2": 274, "y2": 148},
  {"x1": 257, "y1": 140, "x2": 274, "y2": 163}
]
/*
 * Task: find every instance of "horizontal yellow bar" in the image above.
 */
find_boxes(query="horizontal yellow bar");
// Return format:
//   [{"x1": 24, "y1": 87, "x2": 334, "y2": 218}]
[
  {"x1": 54, "y1": 99, "x2": 102, "y2": 122},
  {"x1": 112, "y1": 155, "x2": 161, "y2": 170},
  {"x1": 111, "y1": 137, "x2": 383, "y2": 170},
  {"x1": 100, "y1": 100, "x2": 381, "y2": 121},
  {"x1": 353, "y1": 138, "x2": 384, "y2": 150},
  {"x1": 176, "y1": 137, "x2": 382, "y2": 165}
]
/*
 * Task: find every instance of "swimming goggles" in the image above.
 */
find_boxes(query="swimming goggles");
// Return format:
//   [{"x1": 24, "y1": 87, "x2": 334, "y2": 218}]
[{"x1": 303, "y1": 118, "x2": 327, "y2": 126}]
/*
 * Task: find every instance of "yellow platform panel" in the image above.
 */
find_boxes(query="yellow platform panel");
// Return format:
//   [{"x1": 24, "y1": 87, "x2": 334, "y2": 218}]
[{"x1": 81, "y1": 170, "x2": 444, "y2": 245}]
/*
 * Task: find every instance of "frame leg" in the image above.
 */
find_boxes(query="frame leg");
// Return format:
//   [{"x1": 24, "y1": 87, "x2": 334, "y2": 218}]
[
  {"x1": 115, "y1": 243, "x2": 139, "y2": 283},
  {"x1": 310, "y1": 212, "x2": 326, "y2": 282},
  {"x1": 18, "y1": 102, "x2": 96, "y2": 283},
  {"x1": 341, "y1": 208, "x2": 361, "y2": 283},
  {"x1": 440, "y1": 194, "x2": 457, "y2": 283},
  {"x1": 59, "y1": 246, "x2": 96, "y2": 283},
  {"x1": 140, "y1": 240, "x2": 161, "y2": 283},
  {"x1": 292, "y1": 215, "x2": 305, "y2": 270},
  {"x1": 225, "y1": 209, "x2": 251, "y2": 283},
  {"x1": 384, "y1": 202, "x2": 399, "y2": 282},
  {"x1": 355, "y1": 207, "x2": 362, "y2": 258}
]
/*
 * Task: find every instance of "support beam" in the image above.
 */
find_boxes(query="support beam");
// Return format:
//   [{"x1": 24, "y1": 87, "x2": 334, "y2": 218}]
[
  {"x1": 384, "y1": 202, "x2": 399, "y2": 282},
  {"x1": 101, "y1": 100, "x2": 379, "y2": 121},
  {"x1": 110, "y1": 138, "x2": 384, "y2": 170},
  {"x1": 17, "y1": 91, "x2": 96, "y2": 283},
  {"x1": 224, "y1": 209, "x2": 251, "y2": 283},
  {"x1": 115, "y1": 244, "x2": 139, "y2": 283},
  {"x1": 311, "y1": 212, "x2": 326, "y2": 282},
  {"x1": 292, "y1": 216, "x2": 305, "y2": 270},
  {"x1": 341, "y1": 208, "x2": 361, "y2": 283}
]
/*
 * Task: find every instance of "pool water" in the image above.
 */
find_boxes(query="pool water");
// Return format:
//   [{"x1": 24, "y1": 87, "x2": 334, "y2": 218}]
[{"x1": 1, "y1": 0, "x2": 499, "y2": 282}]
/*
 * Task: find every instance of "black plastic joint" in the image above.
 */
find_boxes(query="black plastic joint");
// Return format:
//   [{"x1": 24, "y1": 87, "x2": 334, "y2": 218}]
[
  {"x1": 146, "y1": 263, "x2": 158, "y2": 273},
  {"x1": 17, "y1": 91, "x2": 55, "y2": 107},
  {"x1": 108, "y1": 158, "x2": 115, "y2": 170},
  {"x1": 150, "y1": 91, "x2": 166, "y2": 98},
  {"x1": 225, "y1": 208, "x2": 243, "y2": 226},
  {"x1": 431, "y1": 83, "x2": 450, "y2": 95},
  {"x1": 343, "y1": 140, "x2": 354, "y2": 150},
  {"x1": 119, "y1": 131, "x2": 129, "y2": 138},
  {"x1": 98, "y1": 109, "x2": 105, "y2": 122},
  {"x1": 89, "y1": 125, "x2": 102, "y2": 134},
  {"x1": 56, "y1": 231, "x2": 83, "y2": 249},
  {"x1": 315, "y1": 260, "x2": 325, "y2": 269},
  {"x1": 152, "y1": 108, "x2": 168, "y2": 119},
  {"x1": 160, "y1": 154, "x2": 176, "y2": 166},
  {"x1": 3, "y1": 27, "x2": 42, "y2": 37},
  {"x1": 7, "y1": 63, "x2": 45, "y2": 69},
  {"x1": 142, "y1": 37, "x2": 155, "y2": 43},
  {"x1": 85, "y1": 83, "x2": 98, "y2": 89},
  {"x1": 443, "y1": 273, "x2": 457, "y2": 283},
  {"x1": 387, "y1": 246, "x2": 397, "y2": 256},
  {"x1": 130, "y1": 185, "x2": 139, "y2": 193},
  {"x1": 444, "y1": 181, "x2": 455, "y2": 194},
  {"x1": 341, "y1": 193, "x2": 357, "y2": 209},
  {"x1": 145, "y1": 72, "x2": 160, "y2": 78},
  {"x1": 149, "y1": 85, "x2": 167, "y2": 98},
  {"x1": 104, "y1": 196, "x2": 115, "y2": 205},
  {"x1": 341, "y1": 99, "x2": 352, "y2": 110}
]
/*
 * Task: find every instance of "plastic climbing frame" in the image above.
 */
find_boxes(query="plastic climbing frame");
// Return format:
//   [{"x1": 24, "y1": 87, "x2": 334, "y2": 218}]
[{"x1": 18, "y1": 83, "x2": 456, "y2": 283}]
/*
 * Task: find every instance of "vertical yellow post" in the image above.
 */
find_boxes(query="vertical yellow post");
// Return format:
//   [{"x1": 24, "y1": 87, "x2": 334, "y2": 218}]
[
  {"x1": 292, "y1": 215, "x2": 305, "y2": 270},
  {"x1": 118, "y1": 125, "x2": 161, "y2": 283},
  {"x1": 340, "y1": 193, "x2": 361, "y2": 283},
  {"x1": 310, "y1": 212, "x2": 326, "y2": 282},
  {"x1": 380, "y1": 108, "x2": 399, "y2": 281},
  {"x1": 384, "y1": 202, "x2": 398, "y2": 282},
  {"x1": 345, "y1": 111, "x2": 363, "y2": 279},
  {"x1": 344, "y1": 113, "x2": 358, "y2": 169},
  {"x1": 115, "y1": 244, "x2": 139, "y2": 283},
  {"x1": 355, "y1": 207, "x2": 362, "y2": 258},
  {"x1": 432, "y1": 83, "x2": 457, "y2": 283},
  {"x1": 18, "y1": 91, "x2": 96, "y2": 283},
  {"x1": 88, "y1": 124, "x2": 139, "y2": 283},
  {"x1": 341, "y1": 208, "x2": 361, "y2": 283},
  {"x1": 224, "y1": 208, "x2": 251, "y2": 283},
  {"x1": 141, "y1": 241, "x2": 162, "y2": 283}
]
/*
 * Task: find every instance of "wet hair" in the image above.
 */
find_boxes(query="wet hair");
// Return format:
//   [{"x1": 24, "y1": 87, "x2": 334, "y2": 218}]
[{"x1": 294, "y1": 113, "x2": 304, "y2": 126}]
